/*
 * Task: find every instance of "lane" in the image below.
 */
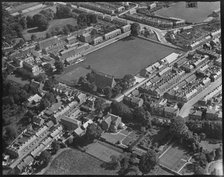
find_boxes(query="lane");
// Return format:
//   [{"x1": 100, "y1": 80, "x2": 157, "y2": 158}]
[{"x1": 179, "y1": 77, "x2": 222, "y2": 118}]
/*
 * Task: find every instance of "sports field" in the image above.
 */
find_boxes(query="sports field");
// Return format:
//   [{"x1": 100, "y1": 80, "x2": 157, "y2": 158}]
[
  {"x1": 159, "y1": 143, "x2": 191, "y2": 172},
  {"x1": 83, "y1": 37, "x2": 178, "y2": 78}
]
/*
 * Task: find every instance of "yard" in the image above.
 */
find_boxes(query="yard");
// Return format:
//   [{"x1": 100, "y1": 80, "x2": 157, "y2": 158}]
[
  {"x1": 23, "y1": 18, "x2": 77, "y2": 41},
  {"x1": 159, "y1": 143, "x2": 191, "y2": 173},
  {"x1": 22, "y1": 5, "x2": 56, "y2": 17},
  {"x1": 83, "y1": 37, "x2": 178, "y2": 78},
  {"x1": 200, "y1": 139, "x2": 222, "y2": 152},
  {"x1": 44, "y1": 148, "x2": 117, "y2": 175}
]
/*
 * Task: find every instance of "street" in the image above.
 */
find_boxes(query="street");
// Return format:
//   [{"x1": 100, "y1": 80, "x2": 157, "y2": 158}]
[{"x1": 179, "y1": 77, "x2": 222, "y2": 118}]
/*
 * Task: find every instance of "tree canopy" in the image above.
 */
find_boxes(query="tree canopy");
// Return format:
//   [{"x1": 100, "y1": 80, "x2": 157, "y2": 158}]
[
  {"x1": 111, "y1": 101, "x2": 133, "y2": 120},
  {"x1": 85, "y1": 123, "x2": 103, "y2": 141},
  {"x1": 131, "y1": 23, "x2": 141, "y2": 36},
  {"x1": 139, "y1": 149, "x2": 158, "y2": 174},
  {"x1": 55, "y1": 5, "x2": 72, "y2": 19},
  {"x1": 169, "y1": 116, "x2": 188, "y2": 139},
  {"x1": 54, "y1": 60, "x2": 64, "y2": 73}
]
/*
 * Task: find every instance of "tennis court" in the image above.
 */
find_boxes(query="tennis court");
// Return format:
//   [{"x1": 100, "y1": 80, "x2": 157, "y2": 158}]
[
  {"x1": 85, "y1": 141, "x2": 123, "y2": 162},
  {"x1": 159, "y1": 143, "x2": 191, "y2": 172}
]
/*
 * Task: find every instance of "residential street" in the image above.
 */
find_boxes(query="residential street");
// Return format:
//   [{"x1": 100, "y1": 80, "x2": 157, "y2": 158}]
[{"x1": 179, "y1": 77, "x2": 222, "y2": 118}]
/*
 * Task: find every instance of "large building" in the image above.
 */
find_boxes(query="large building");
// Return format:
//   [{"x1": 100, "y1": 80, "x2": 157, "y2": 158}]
[
  {"x1": 101, "y1": 113, "x2": 122, "y2": 132},
  {"x1": 93, "y1": 71, "x2": 116, "y2": 90}
]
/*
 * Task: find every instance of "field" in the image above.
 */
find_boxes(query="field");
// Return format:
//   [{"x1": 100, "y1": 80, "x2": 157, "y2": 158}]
[
  {"x1": 85, "y1": 141, "x2": 123, "y2": 163},
  {"x1": 56, "y1": 67, "x2": 91, "y2": 86},
  {"x1": 44, "y1": 148, "x2": 117, "y2": 175},
  {"x1": 159, "y1": 143, "x2": 191, "y2": 173},
  {"x1": 23, "y1": 18, "x2": 77, "y2": 41},
  {"x1": 83, "y1": 37, "x2": 178, "y2": 78},
  {"x1": 155, "y1": 2, "x2": 220, "y2": 23},
  {"x1": 200, "y1": 139, "x2": 221, "y2": 152}
]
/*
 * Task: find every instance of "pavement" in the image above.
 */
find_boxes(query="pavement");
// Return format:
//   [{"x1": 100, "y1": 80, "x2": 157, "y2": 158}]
[{"x1": 179, "y1": 77, "x2": 222, "y2": 118}]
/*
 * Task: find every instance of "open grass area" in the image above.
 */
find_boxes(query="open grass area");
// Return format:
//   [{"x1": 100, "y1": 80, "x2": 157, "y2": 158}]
[
  {"x1": 83, "y1": 37, "x2": 178, "y2": 78},
  {"x1": 23, "y1": 18, "x2": 77, "y2": 41},
  {"x1": 200, "y1": 139, "x2": 221, "y2": 152},
  {"x1": 159, "y1": 143, "x2": 191, "y2": 172},
  {"x1": 56, "y1": 67, "x2": 91, "y2": 86},
  {"x1": 122, "y1": 131, "x2": 142, "y2": 147},
  {"x1": 85, "y1": 141, "x2": 123, "y2": 163},
  {"x1": 45, "y1": 148, "x2": 117, "y2": 175}
]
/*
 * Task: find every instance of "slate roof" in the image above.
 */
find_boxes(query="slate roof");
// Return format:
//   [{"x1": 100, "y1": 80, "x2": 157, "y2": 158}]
[{"x1": 93, "y1": 71, "x2": 116, "y2": 89}]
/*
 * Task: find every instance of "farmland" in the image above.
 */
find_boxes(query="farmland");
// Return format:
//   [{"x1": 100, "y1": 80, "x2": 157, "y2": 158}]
[
  {"x1": 83, "y1": 37, "x2": 178, "y2": 78},
  {"x1": 44, "y1": 148, "x2": 117, "y2": 175}
]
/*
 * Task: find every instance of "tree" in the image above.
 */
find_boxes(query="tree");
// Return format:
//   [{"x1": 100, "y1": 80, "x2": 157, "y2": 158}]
[
  {"x1": 19, "y1": 16, "x2": 27, "y2": 29},
  {"x1": 131, "y1": 23, "x2": 141, "y2": 36},
  {"x1": 4, "y1": 125, "x2": 17, "y2": 140},
  {"x1": 55, "y1": 5, "x2": 72, "y2": 19},
  {"x1": 90, "y1": 28, "x2": 98, "y2": 36},
  {"x1": 194, "y1": 152, "x2": 208, "y2": 168},
  {"x1": 94, "y1": 98, "x2": 104, "y2": 113},
  {"x1": 39, "y1": 150, "x2": 51, "y2": 165},
  {"x1": 54, "y1": 60, "x2": 64, "y2": 73},
  {"x1": 214, "y1": 147, "x2": 222, "y2": 160},
  {"x1": 111, "y1": 101, "x2": 133, "y2": 120},
  {"x1": 62, "y1": 25, "x2": 70, "y2": 35},
  {"x1": 39, "y1": 8, "x2": 55, "y2": 21},
  {"x1": 123, "y1": 74, "x2": 136, "y2": 88},
  {"x1": 104, "y1": 86, "x2": 113, "y2": 99},
  {"x1": 39, "y1": 98, "x2": 50, "y2": 111},
  {"x1": 86, "y1": 72, "x2": 95, "y2": 83},
  {"x1": 77, "y1": 13, "x2": 88, "y2": 27},
  {"x1": 85, "y1": 123, "x2": 102, "y2": 142},
  {"x1": 33, "y1": 14, "x2": 49, "y2": 30},
  {"x1": 139, "y1": 149, "x2": 158, "y2": 174},
  {"x1": 43, "y1": 92, "x2": 56, "y2": 104},
  {"x1": 51, "y1": 140, "x2": 60, "y2": 154},
  {"x1": 193, "y1": 163, "x2": 205, "y2": 175},
  {"x1": 26, "y1": 15, "x2": 34, "y2": 28},
  {"x1": 31, "y1": 34, "x2": 37, "y2": 41},
  {"x1": 46, "y1": 32, "x2": 51, "y2": 38},
  {"x1": 169, "y1": 116, "x2": 188, "y2": 140}
]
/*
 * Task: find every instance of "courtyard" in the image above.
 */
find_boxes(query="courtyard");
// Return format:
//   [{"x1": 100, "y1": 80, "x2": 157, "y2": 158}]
[{"x1": 83, "y1": 37, "x2": 179, "y2": 78}]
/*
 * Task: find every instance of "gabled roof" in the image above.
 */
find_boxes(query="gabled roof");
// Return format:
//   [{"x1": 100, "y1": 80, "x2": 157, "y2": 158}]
[{"x1": 93, "y1": 71, "x2": 116, "y2": 89}]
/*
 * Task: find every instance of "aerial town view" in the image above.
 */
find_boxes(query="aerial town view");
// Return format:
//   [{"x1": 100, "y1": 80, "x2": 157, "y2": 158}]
[{"x1": 2, "y1": 1, "x2": 222, "y2": 175}]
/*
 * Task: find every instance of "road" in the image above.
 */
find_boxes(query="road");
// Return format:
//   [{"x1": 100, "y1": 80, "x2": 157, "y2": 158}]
[
  {"x1": 56, "y1": 2, "x2": 169, "y2": 45},
  {"x1": 179, "y1": 77, "x2": 222, "y2": 118}
]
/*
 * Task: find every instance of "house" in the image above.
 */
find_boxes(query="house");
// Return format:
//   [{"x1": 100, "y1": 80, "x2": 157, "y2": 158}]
[
  {"x1": 164, "y1": 106, "x2": 178, "y2": 118},
  {"x1": 189, "y1": 109, "x2": 202, "y2": 120},
  {"x1": 205, "y1": 109, "x2": 218, "y2": 120},
  {"x1": 23, "y1": 155, "x2": 34, "y2": 167},
  {"x1": 93, "y1": 71, "x2": 116, "y2": 89},
  {"x1": 104, "y1": 29, "x2": 121, "y2": 40},
  {"x1": 61, "y1": 117, "x2": 81, "y2": 130},
  {"x1": 27, "y1": 94, "x2": 42, "y2": 104},
  {"x1": 74, "y1": 127, "x2": 85, "y2": 136},
  {"x1": 75, "y1": 92, "x2": 87, "y2": 104},
  {"x1": 38, "y1": 36, "x2": 59, "y2": 50},
  {"x1": 79, "y1": 33, "x2": 91, "y2": 43},
  {"x1": 101, "y1": 113, "x2": 122, "y2": 132},
  {"x1": 93, "y1": 36, "x2": 103, "y2": 45},
  {"x1": 123, "y1": 96, "x2": 144, "y2": 108},
  {"x1": 150, "y1": 103, "x2": 164, "y2": 116},
  {"x1": 33, "y1": 116, "x2": 44, "y2": 126},
  {"x1": 66, "y1": 35, "x2": 77, "y2": 44}
]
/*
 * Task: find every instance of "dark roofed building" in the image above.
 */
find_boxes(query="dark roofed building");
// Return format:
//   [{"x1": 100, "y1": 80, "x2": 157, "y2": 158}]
[
  {"x1": 93, "y1": 71, "x2": 116, "y2": 89},
  {"x1": 123, "y1": 96, "x2": 143, "y2": 108},
  {"x1": 164, "y1": 106, "x2": 178, "y2": 118}
]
